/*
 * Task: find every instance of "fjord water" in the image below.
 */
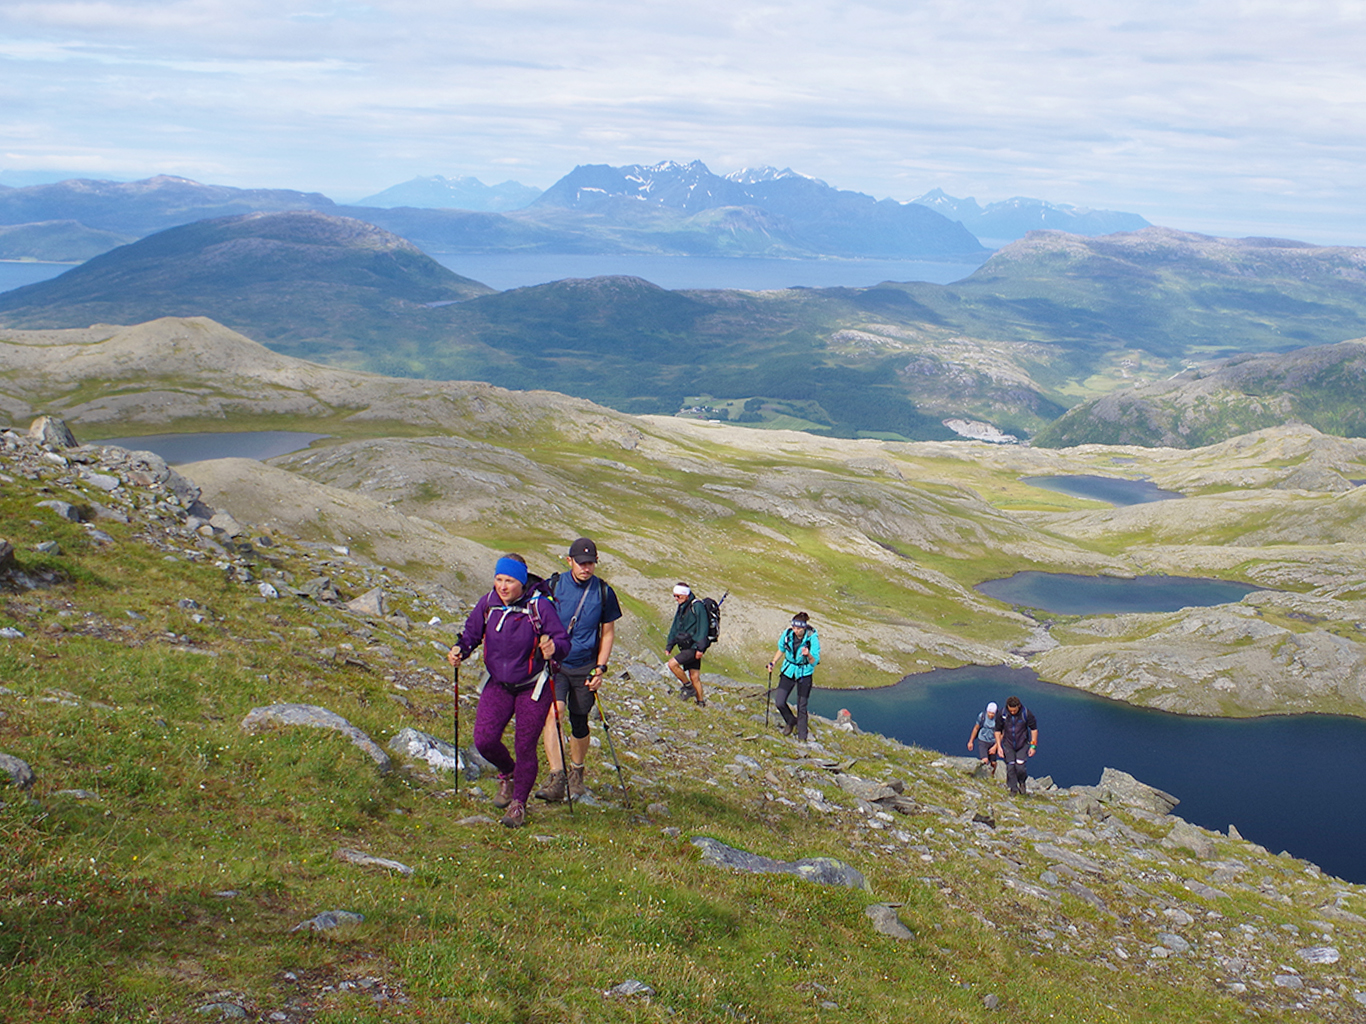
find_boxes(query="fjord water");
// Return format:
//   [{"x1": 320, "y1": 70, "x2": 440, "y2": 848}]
[
  {"x1": 976, "y1": 572, "x2": 1260, "y2": 615},
  {"x1": 809, "y1": 665, "x2": 1366, "y2": 882},
  {"x1": 429, "y1": 253, "x2": 986, "y2": 291},
  {"x1": 0, "y1": 261, "x2": 71, "y2": 292},
  {"x1": 98, "y1": 431, "x2": 328, "y2": 464},
  {"x1": 1022, "y1": 474, "x2": 1184, "y2": 505},
  {"x1": 0, "y1": 255, "x2": 987, "y2": 297}
]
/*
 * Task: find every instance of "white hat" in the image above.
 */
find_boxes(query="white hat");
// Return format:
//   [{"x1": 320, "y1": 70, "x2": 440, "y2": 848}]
[{"x1": 986, "y1": 701, "x2": 998, "y2": 715}]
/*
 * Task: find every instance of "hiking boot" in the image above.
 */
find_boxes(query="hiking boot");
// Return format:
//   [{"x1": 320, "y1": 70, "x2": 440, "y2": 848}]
[
  {"x1": 781, "y1": 720, "x2": 795, "y2": 736},
  {"x1": 567, "y1": 763, "x2": 587, "y2": 797},
  {"x1": 535, "y1": 769, "x2": 567, "y2": 803},
  {"x1": 677, "y1": 683, "x2": 693, "y2": 700},
  {"x1": 493, "y1": 773, "x2": 515, "y2": 808},
  {"x1": 501, "y1": 799, "x2": 526, "y2": 828}
]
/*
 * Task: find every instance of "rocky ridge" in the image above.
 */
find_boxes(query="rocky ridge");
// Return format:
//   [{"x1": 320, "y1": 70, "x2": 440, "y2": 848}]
[{"x1": 5, "y1": 419, "x2": 1366, "y2": 1019}]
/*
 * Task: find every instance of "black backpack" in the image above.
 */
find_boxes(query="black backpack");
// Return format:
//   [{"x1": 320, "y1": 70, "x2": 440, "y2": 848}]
[{"x1": 700, "y1": 591, "x2": 727, "y2": 646}]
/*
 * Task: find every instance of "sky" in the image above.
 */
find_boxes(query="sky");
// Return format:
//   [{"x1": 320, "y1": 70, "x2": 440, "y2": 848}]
[{"x1": 4, "y1": 0, "x2": 1366, "y2": 245}]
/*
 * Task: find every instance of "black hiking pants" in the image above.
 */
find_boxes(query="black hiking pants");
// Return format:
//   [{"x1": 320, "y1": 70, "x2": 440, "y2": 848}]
[
  {"x1": 775, "y1": 673, "x2": 813, "y2": 741},
  {"x1": 1001, "y1": 738, "x2": 1029, "y2": 794}
]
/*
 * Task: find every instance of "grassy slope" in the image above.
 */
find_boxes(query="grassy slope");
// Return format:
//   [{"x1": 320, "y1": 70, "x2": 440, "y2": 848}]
[{"x1": 1, "y1": 441, "x2": 1348, "y2": 1024}]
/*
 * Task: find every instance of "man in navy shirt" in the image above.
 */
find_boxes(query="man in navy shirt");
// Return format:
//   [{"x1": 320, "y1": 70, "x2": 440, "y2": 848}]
[
  {"x1": 535, "y1": 537, "x2": 623, "y2": 802},
  {"x1": 994, "y1": 696, "x2": 1038, "y2": 796}
]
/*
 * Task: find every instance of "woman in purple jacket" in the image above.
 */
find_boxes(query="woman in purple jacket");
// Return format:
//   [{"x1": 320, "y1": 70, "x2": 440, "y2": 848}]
[{"x1": 448, "y1": 554, "x2": 569, "y2": 827}]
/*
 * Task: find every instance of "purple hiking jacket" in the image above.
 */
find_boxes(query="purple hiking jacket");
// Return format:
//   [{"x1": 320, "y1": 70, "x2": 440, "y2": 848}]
[{"x1": 456, "y1": 584, "x2": 570, "y2": 688}]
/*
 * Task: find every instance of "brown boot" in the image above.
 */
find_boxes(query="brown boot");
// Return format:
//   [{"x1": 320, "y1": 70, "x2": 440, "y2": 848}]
[
  {"x1": 493, "y1": 773, "x2": 514, "y2": 808},
  {"x1": 567, "y1": 763, "x2": 586, "y2": 797},
  {"x1": 535, "y1": 769, "x2": 567, "y2": 802},
  {"x1": 501, "y1": 799, "x2": 526, "y2": 828}
]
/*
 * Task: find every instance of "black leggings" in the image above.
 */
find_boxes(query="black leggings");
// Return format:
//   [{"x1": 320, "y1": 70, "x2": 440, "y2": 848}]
[{"x1": 775, "y1": 673, "x2": 813, "y2": 740}]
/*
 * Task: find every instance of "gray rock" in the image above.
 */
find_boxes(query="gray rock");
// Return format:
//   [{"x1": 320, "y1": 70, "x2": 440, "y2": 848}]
[
  {"x1": 1155, "y1": 931, "x2": 1191, "y2": 954},
  {"x1": 604, "y1": 979, "x2": 655, "y2": 998},
  {"x1": 983, "y1": 993, "x2": 1000, "y2": 1010},
  {"x1": 1162, "y1": 819, "x2": 1216, "y2": 858},
  {"x1": 865, "y1": 904, "x2": 914, "y2": 939},
  {"x1": 289, "y1": 909, "x2": 364, "y2": 933},
  {"x1": 0, "y1": 539, "x2": 15, "y2": 571},
  {"x1": 36, "y1": 499, "x2": 81, "y2": 522},
  {"x1": 298, "y1": 577, "x2": 340, "y2": 602},
  {"x1": 0, "y1": 752, "x2": 36, "y2": 789},
  {"x1": 29, "y1": 415, "x2": 77, "y2": 448},
  {"x1": 257, "y1": 583, "x2": 280, "y2": 599},
  {"x1": 691, "y1": 836, "x2": 868, "y2": 890},
  {"x1": 1297, "y1": 945, "x2": 1340, "y2": 964},
  {"x1": 34, "y1": 540, "x2": 60, "y2": 556},
  {"x1": 1095, "y1": 767, "x2": 1179, "y2": 815},
  {"x1": 82, "y1": 470, "x2": 121, "y2": 492},
  {"x1": 195, "y1": 1002, "x2": 247, "y2": 1019},
  {"x1": 209, "y1": 512, "x2": 243, "y2": 537},
  {"x1": 240, "y1": 704, "x2": 391, "y2": 771},
  {"x1": 834, "y1": 773, "x2": 901, "y2": 802},
  {"x1": 54, "y1": 789, "x2": 101, "y2": 800},
  {"x1": 388, "y1": 726, "x2": 476, "y2": 778},
  {"x1": 1273, "y1": 974, "x2": 1304, "y2": 990},
  {"x1": 334, "y1": 848, "x2": 414, "y2": 875},
  {"x1": 345, "y1": 587, "x2": 387, "y2": 617}
]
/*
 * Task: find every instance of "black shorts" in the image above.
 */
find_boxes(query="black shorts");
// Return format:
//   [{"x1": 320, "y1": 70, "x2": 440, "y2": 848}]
[
  {"x1": 674, "y1": 649, "x2": 702, "y2": 672},
  {"x1": 553, "y1": 665, "x2": 597, "y2": 715}
]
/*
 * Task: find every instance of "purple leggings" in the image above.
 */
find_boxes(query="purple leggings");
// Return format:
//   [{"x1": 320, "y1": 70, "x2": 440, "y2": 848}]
[{"x1": 473, "y1": 677, "x2": 553, "y2": 803}]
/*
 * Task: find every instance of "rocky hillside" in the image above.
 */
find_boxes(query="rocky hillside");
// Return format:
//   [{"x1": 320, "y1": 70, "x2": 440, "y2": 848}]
[
  {"x1": 1032, "y1": 340, "x2": 1366, "y2": 448},
  {"x1": 5, "y1": 419, "x2": 1366, "y2": 1021}
]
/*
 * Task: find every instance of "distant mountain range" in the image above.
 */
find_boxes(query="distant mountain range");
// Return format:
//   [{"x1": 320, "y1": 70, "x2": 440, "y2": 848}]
[
  {"x1": 0, "y1": 163, "x2": 1153, "y2": 266},
  {"x1": 6, "y1": 211, "x2": 1366, "y2": 446},
  {"x1": 912, "y1": 189, "x2": 1150, "y2": 244},
  {"x1": 354, "y1": 175, "x2": 541, "y2": 212}
]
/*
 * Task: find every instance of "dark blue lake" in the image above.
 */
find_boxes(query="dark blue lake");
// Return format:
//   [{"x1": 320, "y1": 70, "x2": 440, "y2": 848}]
[
  {"x1": 811, "y1": 666, "x2": 1366, "y2": 882},
  {"x1": 1022, "y1": 474, "x2": 1183, "y2": 505},
  {"x1": 976, "y1": 572, "x2": 1260, "y2": 615},
  {"x1": 98, "y1": 430, "x2": 328, "y2": 465}
]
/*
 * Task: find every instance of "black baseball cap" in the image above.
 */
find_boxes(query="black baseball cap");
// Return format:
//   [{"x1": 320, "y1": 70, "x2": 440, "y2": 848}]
[{"x1": 568, "y1": 537, "x2": 598, "y2": 563}]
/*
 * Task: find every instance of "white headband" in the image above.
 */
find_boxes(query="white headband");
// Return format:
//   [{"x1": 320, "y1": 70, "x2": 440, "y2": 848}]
[{"x1": 673, "y1": 585, "x2": 691, "y2": 596}]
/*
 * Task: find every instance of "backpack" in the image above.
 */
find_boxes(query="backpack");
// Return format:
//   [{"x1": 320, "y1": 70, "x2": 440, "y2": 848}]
[{"x1": 700, "y1": 591, "x2": 727, "y2": 647}]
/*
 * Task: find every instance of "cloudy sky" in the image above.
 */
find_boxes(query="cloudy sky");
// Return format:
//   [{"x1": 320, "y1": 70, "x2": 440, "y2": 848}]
[{"x1": 4, "y1": 0, "x2": 1366, "y2": 244}]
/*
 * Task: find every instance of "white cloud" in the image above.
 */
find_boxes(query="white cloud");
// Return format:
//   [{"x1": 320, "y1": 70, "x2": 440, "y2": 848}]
[{"x1": 2, "y1": 0, "x2": 1366, "y2": 242}]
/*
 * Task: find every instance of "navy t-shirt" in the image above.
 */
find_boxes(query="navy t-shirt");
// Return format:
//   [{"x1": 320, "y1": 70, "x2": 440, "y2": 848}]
[{"x1": 550, "y1": 572, "x2": 623, "y2": 668}]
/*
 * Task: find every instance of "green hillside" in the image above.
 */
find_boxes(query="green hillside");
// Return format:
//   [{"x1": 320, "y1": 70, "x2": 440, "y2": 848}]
[
  {"x1": 1033, "y1": 340, "x2": 1366, "y2": 448},
  {"x1": 6, "y1": 425, "x2": 1366, "y2": 1023}
]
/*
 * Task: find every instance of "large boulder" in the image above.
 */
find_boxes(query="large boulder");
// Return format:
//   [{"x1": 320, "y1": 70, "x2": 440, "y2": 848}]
[
  {"x1": 1095, "y1": 767, "x2": 1179, "y2": 815},
  {"x1": 240, "y1": 703, "x2": 391, "y2": 771},
  {"x1": 692, "y1": 836, "x2": 868, "y2": 890},
  {"x1": 29, "y1": 416, "x2": 77, "y2": 448}
]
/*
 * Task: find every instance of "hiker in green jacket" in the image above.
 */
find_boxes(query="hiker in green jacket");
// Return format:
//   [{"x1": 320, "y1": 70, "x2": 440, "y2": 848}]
[{"x1": 665, "y1": 583, "x2": 709, "y2": 707}]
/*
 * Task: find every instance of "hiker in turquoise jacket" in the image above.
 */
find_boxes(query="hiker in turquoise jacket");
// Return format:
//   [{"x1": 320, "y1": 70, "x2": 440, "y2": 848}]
[
  {"x1": 766, "y1": 612, "x2": 820, "y2": 741},
  {"x1": 665, "y1": 583, "x2": 710, "y2": 706}
]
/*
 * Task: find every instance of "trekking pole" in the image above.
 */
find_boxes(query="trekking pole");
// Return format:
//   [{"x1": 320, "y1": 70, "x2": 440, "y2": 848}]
[
  {"x1": 453, "y1": 662, "x2": 460, "y2": 795},
  {"x1": 550, "y1": 695, "x2": 575, "y2": 816},
  {"x1": 594, "y1": 691, "x2": 630, "y2": 808},
  {"x1": 765, "y1": 666, "x2": 773, "y2": 729}
]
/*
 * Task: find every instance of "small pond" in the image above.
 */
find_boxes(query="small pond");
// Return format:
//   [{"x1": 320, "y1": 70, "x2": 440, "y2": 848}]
[
  {"x1": 976, "y1": 572, "x2": 1260, "y2": 615},
  {"x1": 98, "y1": 430, "x2": 329, "y2": 465},
  {"x1": 1022, "y1": 474, "x2": 1183, "y2": 505},
  {"x1": 810, "y1": 665, "x2": 1366, "y2": 883}
]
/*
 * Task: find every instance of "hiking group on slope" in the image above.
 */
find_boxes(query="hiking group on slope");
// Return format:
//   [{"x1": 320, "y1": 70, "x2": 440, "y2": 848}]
[{"x1": 967, "y1": 696, "x2": 1039, "y2": 795}]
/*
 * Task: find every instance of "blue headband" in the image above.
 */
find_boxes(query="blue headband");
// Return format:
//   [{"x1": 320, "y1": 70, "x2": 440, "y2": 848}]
[{"x1": 494, "y1": 557, "x2": 528, "y2": 585}]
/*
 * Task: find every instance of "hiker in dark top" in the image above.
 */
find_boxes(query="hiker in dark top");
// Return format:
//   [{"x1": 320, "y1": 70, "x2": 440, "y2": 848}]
[
  {"x1": 447, "y1": 553, "x2": 569, "y2": 828},
  {"x1": 766, "y1": 612, "x2": 820, "y2": 741},
  {"x1": 665, "y1": 583, "x2": 709, "y2": 706},
  {"x1": 967, "y1": 700, "x2": 1000, "y2": 777},
  {"x1": 534, "y1": 537, "x2": 623, "y2": 803},
  {"x1": 993, "y1": 696, "x2": 1038, "y2": 796}
]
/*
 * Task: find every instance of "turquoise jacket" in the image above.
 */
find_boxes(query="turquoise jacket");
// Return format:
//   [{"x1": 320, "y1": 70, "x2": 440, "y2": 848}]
[{"x1": 778, "y1": 626, "x2": 820, "y2": 679}]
